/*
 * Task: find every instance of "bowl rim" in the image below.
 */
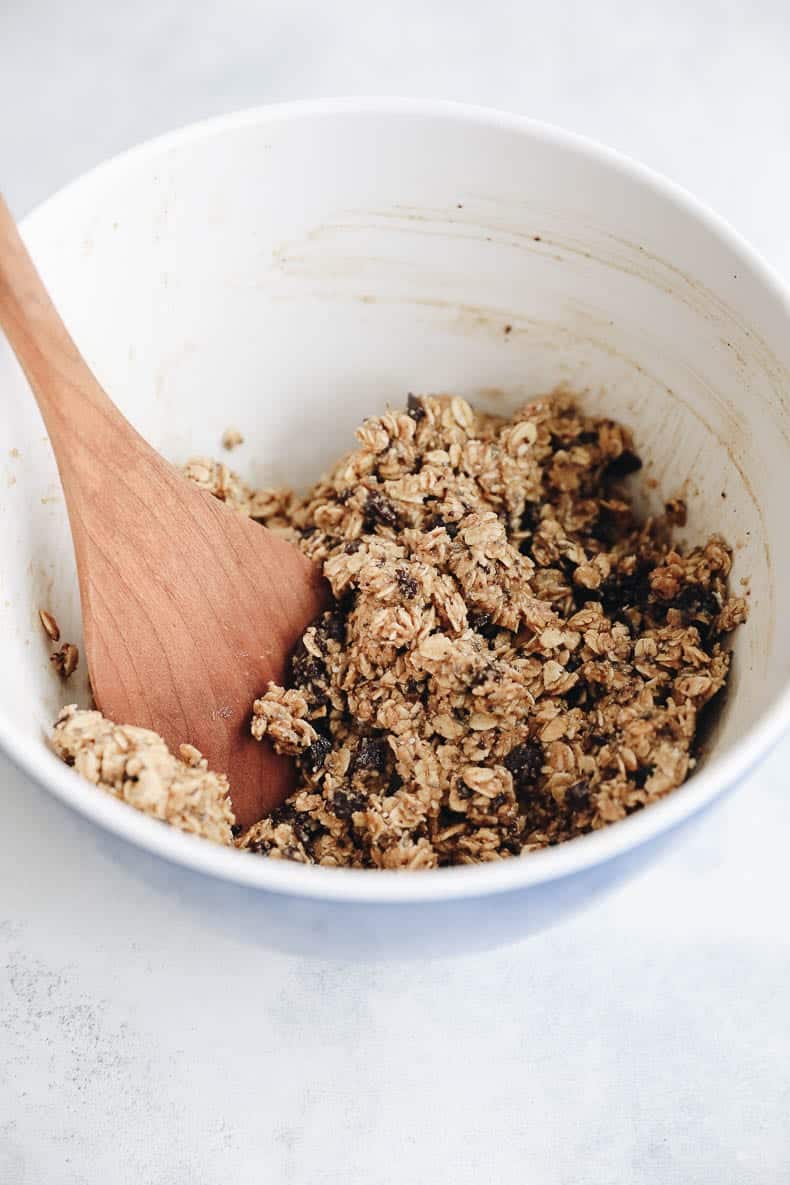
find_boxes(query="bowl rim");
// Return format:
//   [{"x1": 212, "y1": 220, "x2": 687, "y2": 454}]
[{"x1": 5, "y1": 96, "x2": 790, "y2": 904}]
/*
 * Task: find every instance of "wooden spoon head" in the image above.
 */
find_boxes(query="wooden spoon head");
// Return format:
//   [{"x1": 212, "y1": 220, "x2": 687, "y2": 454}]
[
  {"x1": 74, "y1": 456, "x2": 328, "y2": 830},
  {"x1": 0, "y1": 192, "x2": 326, "y2": 828}
]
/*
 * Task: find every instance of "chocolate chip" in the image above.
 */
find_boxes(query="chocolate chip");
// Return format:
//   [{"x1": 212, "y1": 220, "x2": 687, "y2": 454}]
[
  {"x1": 566, "y1": 779, "x2": 591, "y2": 808},
  {"x1": 671, "y1": 583, "x2": 719, "y2": 618},
  {"x1": 469, "y1": 611, "x2": 500, "y2": 640},
  {"x1": 578, "y1": 430, "x2": 598, "y2": 444},
  {"x1": 231, "y1": 824, "x2": 242, "y2": 838},
  {"x1": 566, "y1": 653, "x2": 581, "y2": 673},
  {"x1": 598, "y1": 565, "x2": 652, "y2": 617},
  {"x1": 407, "y1": 393, "x2": 426, "y2": 422},
  {"x1": 503, "y1": 740, "x2": 544, "y2": 790},
  {"x1": 396, "y1": 568, "x2": 418, "y2": 598},
  {"x1": 605, "y1": 450, "x2": 643, "y2": 479},
  {"x1": 292, "y1": 813, "x2": 322, "y2": 847},
  {"x1": 302, "y1": 734, "x2": 331, "y2": 774},
  {"x1": 589, "y1": 504, "x2": 621, "y2": 546},
  {"x1": 331, "y1": 789, "x2": 368, "y2": 821},
  {"x1": 344, "y1": 540, "x2": 362, "y2": 554},
  {"x1": 246, "y1": 839, "x2": 271, "y2": 856},
  {"x1": 364, "y1": 490, "x2": 401, "y2": 531},
  {"x1": 425, "y1": 514, "x2": 459, "y2": 538},
  {"x1": 314, "y1": 609, "x2": 346, "y2": 651},
  {"x1": 573, "y1": 583, "x2": 601, "y2": 608},
  {"x1": 520, "y1": 502, "x2": 541, "y2": 532},
  {"x1": 351, "y1": 736, "x2": 389, "y2": 774},
  {"x1": 632, "y1": 764, "x2": 654, "y2": 788},
  {"x1": 290, "y1": 640, "x2": 325, "y2": 685}
]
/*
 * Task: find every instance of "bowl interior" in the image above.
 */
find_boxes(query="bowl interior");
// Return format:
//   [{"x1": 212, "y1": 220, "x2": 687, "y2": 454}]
[{"x1": 2, "y1": 103, "x2": 790, "y2": 879}]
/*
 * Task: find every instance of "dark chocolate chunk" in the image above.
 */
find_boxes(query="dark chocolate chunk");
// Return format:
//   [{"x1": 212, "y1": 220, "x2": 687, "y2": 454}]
[
  {"x1": 407, "y1": 393, "x2": 426, "y2": 422},
  {"x1": 671, "y1": 583, "x2": 720, "y2": 619},
  {"x1": 302, "y1": 734, "x2": 332, "y2": 774},
  {"x1": 425, "y1": 514, "x2": 459, "y2": 539},
  {"x1": 598, "y1": 565, "x2": 652, "y2": 617},
  {"x1": 351, "y1": 736, "x2": 389, "y2": 774},
  {"x1": 469, "y1": 611, "x2": 500, "y2": 640},
  {"x1": 293, "y1": 814, "x2": 322, "y2": 847},
  {"x1": 331, "y1": 789, "x2": 368, "y2": 821},
  {"x1": 632, "y1": 763, "x2": 654, "y2": 788},
  {"x1": 395, "y1": 568, "x2": 419, "y2": 598},
  {"x1": 503, "y1": 740, "x2": 544, "y2": 790},
  {"x1": 573, "y1": 583, "x2": 601, "y2": 608},
  {"x1": 605, "y1": 449, "x2": 643, "y2": 479},
  {"x1": 520, "y1": 502, "x2": 542, "y2": 533},
  {"x1": 364, "y1": 490, "x2": 401, "y2": 531},
  {"x1": 315, "y1": 609, "x2": 346, "y2": 650},
  {"x1": 589, "y1": 504, "x2": 621, "y2": 546},
  {"x1": 290, "y1": 640, "x2": 325, "y2": 685},
  {"x1": 566, "y1": 778, "x2": 591, "y2": 808}
]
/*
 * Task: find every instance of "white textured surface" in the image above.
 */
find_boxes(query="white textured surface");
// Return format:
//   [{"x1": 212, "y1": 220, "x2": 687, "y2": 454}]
[{"x1": 2, "y1": 2, "x2": 790, "y2": 1181}]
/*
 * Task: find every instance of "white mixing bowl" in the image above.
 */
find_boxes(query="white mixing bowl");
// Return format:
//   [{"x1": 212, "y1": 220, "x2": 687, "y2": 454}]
[{"x1": 3, "y1": 100, "x2": 789, "y2": 951}]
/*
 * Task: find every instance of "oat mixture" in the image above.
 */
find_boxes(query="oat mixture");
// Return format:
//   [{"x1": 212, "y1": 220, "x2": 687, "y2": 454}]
[
  {"x1": 52, "y1": 392, "x2": 747, "y2": 867},
  {"x1": 52, "y1": 705, "x2": 235, "y2": 845}
]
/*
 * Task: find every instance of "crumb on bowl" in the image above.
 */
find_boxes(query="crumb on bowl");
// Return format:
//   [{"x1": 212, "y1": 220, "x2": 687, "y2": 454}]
[
  {"x1": 50, "y1": 642, "x2": 79, "y2": 679},
  {"x1": 52, "y1": 705, "x2": 235, "y2": 845},
  {"x1": 38, "y1": 608, "x2": 60, "y2": 642}
]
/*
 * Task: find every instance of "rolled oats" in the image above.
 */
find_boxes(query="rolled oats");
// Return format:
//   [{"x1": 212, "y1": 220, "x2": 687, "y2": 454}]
[
  {"x1": 52, "y1": 705, "x2": 235, "y2": 845},
  {"x1": 228, "y1": 393, "x2": 746, "y2": 868},
  {"x1": 50, "y1": 391, "x2": 746, "y2": 866}
]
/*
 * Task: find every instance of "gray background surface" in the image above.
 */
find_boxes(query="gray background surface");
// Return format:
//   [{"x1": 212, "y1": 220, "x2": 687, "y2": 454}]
[{"x1": 2, "y1": 2, "x2": 789, "y2": 1181}]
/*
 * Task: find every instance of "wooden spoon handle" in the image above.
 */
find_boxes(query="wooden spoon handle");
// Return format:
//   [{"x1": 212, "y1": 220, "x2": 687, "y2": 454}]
[{"x1": 0, "y1": 193, "x2": 124, "y2": 446}]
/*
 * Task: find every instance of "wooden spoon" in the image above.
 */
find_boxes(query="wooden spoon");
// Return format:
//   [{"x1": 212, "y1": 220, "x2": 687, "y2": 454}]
[{"x1": 0, "y1": 194, "x2": 328, "y2": 829}]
